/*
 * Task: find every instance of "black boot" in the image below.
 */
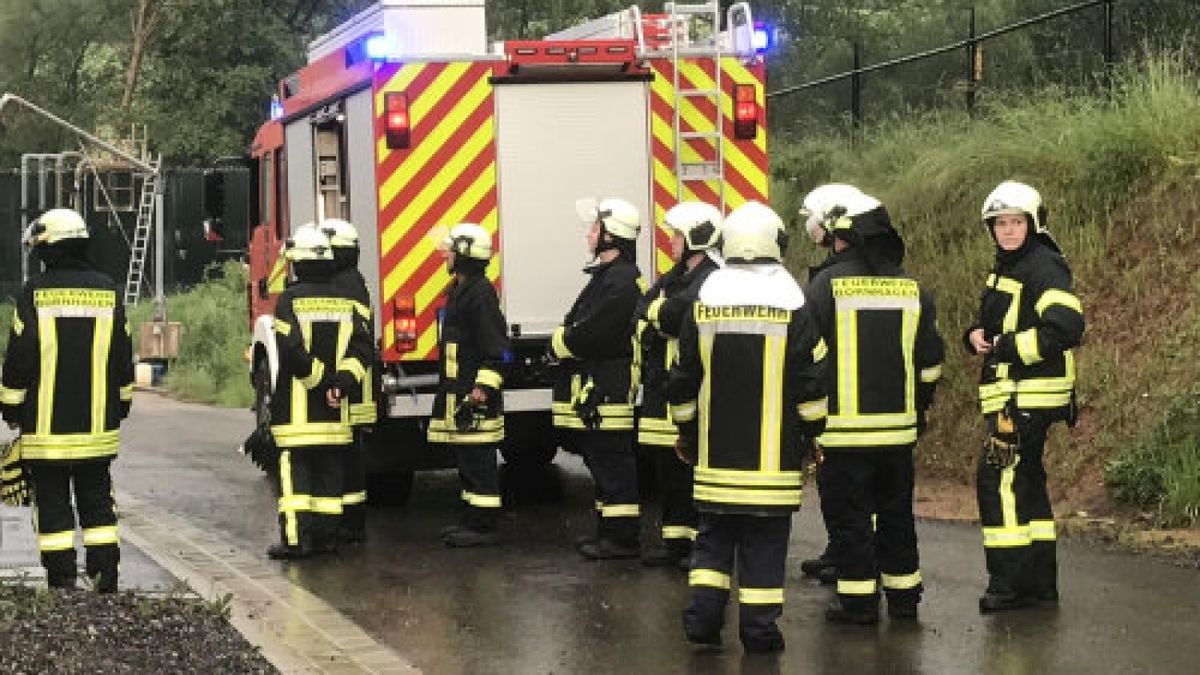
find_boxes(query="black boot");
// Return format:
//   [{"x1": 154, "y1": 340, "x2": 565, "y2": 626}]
[
  {"x1": 643, "y1": 541, "x2": 690, "y2": 568},
  {"x1": 444, "y1": 525, "x2": 500, "y2": 547},
  {"x1": 578, "y1": 538, "x2": 640, "y2": 560},
  {"x1": 825, "y1": 598, "x2": 880, "y2": 625},
  {"x1": 978, "y1": 590, "x2": 1036, "y2": 613}
]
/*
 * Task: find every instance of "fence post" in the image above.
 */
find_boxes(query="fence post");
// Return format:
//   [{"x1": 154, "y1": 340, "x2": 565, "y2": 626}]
[{"x1": 851, "y1": 41, "x2": 862, "y2": 131}]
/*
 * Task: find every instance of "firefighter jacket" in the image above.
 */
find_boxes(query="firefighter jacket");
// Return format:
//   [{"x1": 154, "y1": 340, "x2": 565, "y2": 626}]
[
  {"x1": 965, "y1": 240, "x2": 1084, "y2": 417},
  {"x1": 634, "y1": 256, "x2": 719, "y2": 447},
  {"x1": 331, "y1": 267, "x2": 379, "y2": 427},
  {"x1": 805, "y1": 249, "x2": 945, "y2": 450},
  {"x1": 269, "y1": 281, "x2": 372, "y2": 449},
  {"x1": 427, "y1": 271, "x2": 510, "y2": 445},
  {"x1": 551, "y1": 256, "x2": 644, "y2": 432},
  {"x1": 0, "y1": 267, "x2": 134, "y2": 461},
  {"x1": 666, "y1": 264, "x2": 828, "y2": 515}
]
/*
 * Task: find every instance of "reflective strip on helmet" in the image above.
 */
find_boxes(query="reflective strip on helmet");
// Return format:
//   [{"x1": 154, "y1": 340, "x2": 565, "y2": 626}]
[
  {"x1": 797, "y1": 397, "x2": 828, "y2": 422},
  {"x1": 475, "y1": 368, "x2": 503, "y2": 390},
  {"x1": 739, "y1": 587, "x2": 784, "y2": 605},
  {"x1": 837, "y1": 579, "x2": 877, "y2": 596},
  {"x1": 689, "y1": 568, "x2": 731, "y2": 590},
  {"x1": 82, "y1": 525, "x2": 119, "y2": 547},
  {"x1": 881, "y1": 571, "x2": 922, "y2": 590}
]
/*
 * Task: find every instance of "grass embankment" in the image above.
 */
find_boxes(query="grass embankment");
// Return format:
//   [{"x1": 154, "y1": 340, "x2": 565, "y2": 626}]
[
  {"x1": 129, "y1": 260, "x2": 253, "y2": 408},
  {"x1": 772, "y1": 53, "x2": 1200, "y2": 526}
]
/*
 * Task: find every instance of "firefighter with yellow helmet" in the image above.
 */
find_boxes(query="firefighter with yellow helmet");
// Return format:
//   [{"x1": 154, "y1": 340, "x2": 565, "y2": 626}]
[
  {"x1": 427, "y1": 223, "x2": 511, "y2": 547},
  {"x1": 668, "y1": 201, "x2": 828, "y2": 652},
  {"x1": 1, "y1": 208, "x2": 134, "y2": 592},
  {"x1": 552, "y1": 197, "x2": 645, "y2": 559},
  {"x1": 319, "y1": 218, "x2": 378, "y2": 544},
  {"x1": 634, "y1": 201, "x2": 723, "y2": 569},
  {"x1": 968, "y1": 181, "x2": 1084, "y2": 612},
  {"x1": 803, "y1": 190, "x2": 945, "y2": 625},
  {"x1": 267, "y1": 223, "x2": 372, "y2": 560}
]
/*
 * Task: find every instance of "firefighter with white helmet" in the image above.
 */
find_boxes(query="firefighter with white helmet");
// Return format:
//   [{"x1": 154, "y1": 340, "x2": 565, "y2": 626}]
[
  {"x1": 634, "y1": 201, "x2": 723, "y2": 569},
  {"x1": 320, "y1": 218, "x2": 378, "y2": 544},
  {"x1": 552, "y1": 197, "x2": 646, "y2": 559},
  {"x1": 803, "y1": 190, "x2": 945, "y2": 625},
  {"x1": 667, "y1": 201, "x2": 828, "y2": 652},
  {"x1": 1, "y1": 208, "x2": 134, "y2": 592},
  {"x1": 968, "y1": 181, "x2": 1083, "y2": 612},
  {"x1": 427, "y1": 223, "x2": 511, "y2": 547},
  {"x1": 267, "y1": 223, "x2": 372, "y2": 560}
]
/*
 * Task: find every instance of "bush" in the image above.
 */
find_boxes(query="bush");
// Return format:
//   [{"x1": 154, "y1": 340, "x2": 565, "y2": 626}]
[{"x1": 1106, "y1": 389, "x2": 1200, "y2": 527}]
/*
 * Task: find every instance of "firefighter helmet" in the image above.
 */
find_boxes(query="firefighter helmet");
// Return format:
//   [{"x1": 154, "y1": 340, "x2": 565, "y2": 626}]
[
  {"x1": 799, "y1": 183, "x2": 865, "y2": 245},
  {"x1": 981, "y1": 181, "x2": 1048, "y2": 234},
  {"x1": 319, "y1": 218, "x2": 359, "y2": 248},
  {"x1": 579, "y1": 197, "x2": 641, "y2": 241},
  {"x1": 284, "y1": 223, "x2": 334, "y2": 262},
  {"x1": 826, "y1": 192, "x2": 887, "y2": 238},
  {"x1": 23, "y1": 208, "x2": 89, "y2": 248},
  {"x1": 664, "y1": 202, "x2": 722, "y2": 252},
  {"x1": 442, "y1": 223, "x2": 493, "y2": 261},
  {"x1": 720, "y1": 201, "x2": 787, "y2": 263}
]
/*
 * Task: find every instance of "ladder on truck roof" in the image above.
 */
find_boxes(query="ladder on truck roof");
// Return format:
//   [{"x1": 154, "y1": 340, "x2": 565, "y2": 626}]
[
  {"x1": 124, "y1": 155, "x2": 161, "y2": 306},
  {"x1": 666, "y1": 2, "x2": 726, "y2": 213}
]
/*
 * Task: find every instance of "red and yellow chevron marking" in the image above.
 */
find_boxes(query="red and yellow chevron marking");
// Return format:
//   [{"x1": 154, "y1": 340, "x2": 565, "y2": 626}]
[
  {"x1": 374, "y1": 61, "x2": 499, "y2": 362},
  {"x1": 649, "y1": 58, "x2": 768, "y2": 275}
]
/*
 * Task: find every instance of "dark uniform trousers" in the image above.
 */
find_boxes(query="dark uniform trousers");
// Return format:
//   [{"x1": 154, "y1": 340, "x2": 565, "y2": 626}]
[
  {"x1": 453, "y1": 443, "x2": 501, "y2": 530},
  {"x1": 576, "y1": 430, "x2": 640, "y2": 545},
  {"x1": 279, "y1": 446, "x2": 344, "y2": 551},
  {"x1": 656, "y1": 447, "x2": 697, "y2": 549},
  {"x1": 685, "y1": 514, "x2": 791, "y2": 650},
  {"x1": 340, "y1": 431, "x2": 367, "y2": 537},
  {"x1": 821, "y1": 445, "x2": 921, "y2": 610},
  {"x1": 976, "y1": 412, "x2": 1056, "y2": 597},
  {"x1": 27, "y1": 459, "x2": 119, "y2": 590}
]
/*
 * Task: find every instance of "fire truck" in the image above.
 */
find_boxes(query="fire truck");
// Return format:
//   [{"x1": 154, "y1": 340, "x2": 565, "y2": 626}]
[{"x1": 245, "y1": 0, "x2": 771, "y2": 502}]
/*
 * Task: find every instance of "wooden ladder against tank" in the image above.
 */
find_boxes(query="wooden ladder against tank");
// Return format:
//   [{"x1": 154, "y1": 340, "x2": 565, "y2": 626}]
[
  {"x1": 124, "y1": 153, "x2": 160, "y2": 306},
  {"x1": 667, "y1": 2, "x2": 726, "y2": 213}
]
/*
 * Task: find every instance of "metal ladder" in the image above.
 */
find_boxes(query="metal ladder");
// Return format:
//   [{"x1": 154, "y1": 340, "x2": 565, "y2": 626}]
[
  {"x1": 667, "y1": 2, "x2": 726, "y2": 211},
  {"x1": 124, "y1": 155, "x2": 160, "y2": 306}
]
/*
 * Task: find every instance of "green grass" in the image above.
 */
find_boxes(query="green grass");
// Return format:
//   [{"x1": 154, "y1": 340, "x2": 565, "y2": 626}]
[
  {"x1": 1106, "y1": 386, "x2": 1200, "y2": 527},
  {"x1": 771, "y1": 50, "x2": 1200, "y2": 523}
]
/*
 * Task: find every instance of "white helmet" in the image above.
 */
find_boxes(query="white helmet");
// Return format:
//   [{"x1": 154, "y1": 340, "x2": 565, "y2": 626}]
[
  {"x1": 981, "y1": 181, "x2": 1047, "y2": 234},
  {"x1": 442, "y1": 223, "x2": 493, "y2": 261},
  {"x1": 23, "y1": 208, "x2": 89, "y2": 248},
  {"x1": 720, "y1": 201, "x2": 787, "y2": 263},
  {"x1": 799, "y1": 184, "x2": 865, "y2": 245},
  {"x1": 663, "y1": 201, "x2": 722, "y2": 252},
  {"x1": 580, "y1": 197, "x2": 641, "y2": 241},
  {"x1": 285, "y1": 223, "x2": 334, "y2": 262},
  {"x1": 319, "y1": 218, "x2": 359, "y2": 248},
  {"x1": 825, "y1": 191, "x2": 885, "y2": 238}
]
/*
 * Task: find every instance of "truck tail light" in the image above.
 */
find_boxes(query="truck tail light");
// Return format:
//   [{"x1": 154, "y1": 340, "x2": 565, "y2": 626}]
[
  {"x1": 384, "y1": 92, "x2": 410, "y2": 149},
  {"x1": 393, "y1": 293, "x2": 418, "y2": 352},
  {"x1": 733, "y1": 84, "x2": 759, "y2": 140}
]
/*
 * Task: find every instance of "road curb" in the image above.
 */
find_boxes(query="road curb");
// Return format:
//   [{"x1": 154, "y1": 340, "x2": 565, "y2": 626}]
[{"x1": 116, "y1": 491, "x2": 420, "y2": 675}]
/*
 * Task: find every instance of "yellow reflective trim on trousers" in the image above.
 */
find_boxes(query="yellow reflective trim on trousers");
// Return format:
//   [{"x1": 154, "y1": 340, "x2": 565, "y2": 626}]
[
  {"x1": 825, "y1": 411, "x2": 917, "y2": 430},
  {"x1": 819, "y1": 428, "x2": 917, "y2": 447},
  {"x1": 1029, "y1": 519, "x2": 1057, "y2": 541},
  {"x1": 881, "y1": 571, "x2": 922, "y2": 590},
  {"x1": 279, "y1": 451, "x2": 299, "y2": 545},
  {"x1": 0, "y1": 385, "x2": 26, "y2": 405},
  {"x1": 445, "y1": 342, "x2": 459, "y2": 380},
  {"x1": 695, "y1": 467, "x2": 802, "y2": 488},
  {"x1": 836, "y1": 307, "x2": 858, "y2": 417},
  {"x1": 462, "y1": 490, "x2": 501, "y2": 508},
  {"x1": 272, "y1": 423, "x2": 352, "y2": 447},
  {"x1": 812, "y1": 337, "x2": 828, "y2": 363},
  {"x1": 1036, "y1": 289, "x2": 1083, "y2": 316},
  {"x1": 476, "y1": 368, "x2": 503, "y2": 390},
  {"x1": 20, "y1": 432, "x2": 119, "y2": 460},
  {"x1": 739, "y1": 587, "x2": 784, "y2": 605},
  {"x1": 601, "y1": 503, "x2": 640, "y2": 517},
  {"x1": 83, "y1": 525, "x2": 119, "y2": 546},
  {"x1": 639, "y1": 416, "x2": 676, "y2": 432},
  {"x1": 698, "y1": 332, "x2": 713, "y2": 467},
  {"x1": 119, "y1": 384, "x2": 133, "y2": 402},
  {"x1": 342, "y1": 491, "x2": 367, "y2": 505},
  {"x1": 798, "y1": 397, "x2": 828, "y2": 422},
  {"x1": 983, "y1": 525, "x2": 1031, "y2": 548},
  {"x1": 11, "y1": 308, "x2": 23, "y2": 335},
  {"x1": 662, "y1": 525, "x2": 697, "y2": 541},
  {"x1": 920, "y1": 365, "x2": 943, "y2": 383},
  {"x1": 311, "y1": 497, "x2": 344, "y2": 515},
  {"x1": 299, "y1": 359, "x2": 325, "y2": 389},
  {"x1": 838, "y1": 579, "x2": 877, "y2": 595},
  {"x1": 37, "y1": 313, "x2": 58, "y2": 435},
  {"x1": 646, "y1": 297, "x2": 666, "y2": 330},
  {"x1": 760, "y1": 334, "x2": 785, "y2": 472},
  {"x1": 690, "y1": 568, "x2": 731, "y2": 590},
  {"x1": 38, "y1": 530, "x2": 75, "y2": 552},
  {"x1": 693, "y1": 484, "x2": 801, "y2": 506},
  {"x1": 1016, "y1": 329, "x2": 1042, "y2": 365},
  {"x1": 92, "y1": 314, "x2": 113, "y2": 433},
  {"x1": 1001, "y1": 453, "x2": 1020, "y2": 528}
]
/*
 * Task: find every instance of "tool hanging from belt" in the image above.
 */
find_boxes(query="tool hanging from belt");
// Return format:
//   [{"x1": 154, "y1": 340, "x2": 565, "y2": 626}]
[{"x1": 1, "y1": 436, "x2": 29, "y2": 506}]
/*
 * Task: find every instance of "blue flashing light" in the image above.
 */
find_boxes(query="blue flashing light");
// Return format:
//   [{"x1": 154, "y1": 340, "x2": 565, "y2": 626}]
[
  {"x1": 269, "y1": 95, "x2": 284, "y2": 121},
  {"x1": 365, "y1": 33, "x2": 392, "y2": 61},
  {"x1": 752, "y1": 26, "x2": 771, "y2": 52}
]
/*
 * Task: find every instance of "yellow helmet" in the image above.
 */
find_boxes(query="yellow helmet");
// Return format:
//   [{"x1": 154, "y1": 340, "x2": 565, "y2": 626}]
[
  {"x1": 799, "y1": 184, "x2": 865, "y2": 245},
  {"x1": 720, "y1": 201, "x2": 787, "y2": 263},
  {"x1": 663, "y1": 201, "x2": 722, "y2": 251},
  {"x1": 442, "y1": 223, "x2": 493, "y2": 261},
  {"x1": 285, "y1": 223, "x2": 334, "y2": 262},
  {"x1": 23, "y1": 208, "x2": 89, "y2": 248},
  {"x1": 319, "y1": 218, "x2": 359, "y2": 248},
  {"x1": 981, "y1": 181, "x2": 1047, "y2": 234}
]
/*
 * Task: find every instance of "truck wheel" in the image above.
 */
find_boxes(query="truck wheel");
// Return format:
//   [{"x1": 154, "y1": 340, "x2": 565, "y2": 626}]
[
  {"x1": 367, "y1": 469, "x2": 415, "y2": 507},
  {"x1": 500, "y1": 412, "x2": 558, "y2": 467},
  {"x1": 252, "y1": 360, "x2": 280, "y2": 480}
]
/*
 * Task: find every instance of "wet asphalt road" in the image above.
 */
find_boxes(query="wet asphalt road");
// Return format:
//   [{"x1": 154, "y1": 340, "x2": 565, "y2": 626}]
[{"x1": 115, "y1": 393, "x2": 1200, "y2": 674}]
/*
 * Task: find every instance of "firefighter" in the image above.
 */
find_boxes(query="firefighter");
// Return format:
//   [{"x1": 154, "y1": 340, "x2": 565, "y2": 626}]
[
  {"x1": 320, "y1": 218, "x2": 377, "y2": 544},
  {"x1": 804, "y1": 191, "x2": 945, "y2": 624},
  {"x1": 667, "y1": 201, "x2": 827, "y2": 652},
  {"x1": 634, "y1": 201, "x2": 723, "y2": 569},
  {"x1": 968, "y1": 181, "x2": 1083, "y2": 612},
  {"x1": 0, "y1": 208, "x2": 134, "y2": 592},
  {"x1": 797, "y1": 183, "x2": 870, "y2": 586},
  {"x1": 267, "y1": 223, "x2": 372, "y2": 560},
  {"x1": 552, "y1": 197, "x2": 644, "y2": 560},
  {"x1": 427, "y1": 223, "x2": 510, "y2": 547}
]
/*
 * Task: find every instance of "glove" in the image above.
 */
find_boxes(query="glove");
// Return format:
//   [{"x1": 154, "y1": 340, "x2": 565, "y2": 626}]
[
  {"x1": 983, "y1": 405, "x2": 1022, "y2": 468},
  {"x1": 573, "y1": 380, "x2": 602, "y2": 431}
]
